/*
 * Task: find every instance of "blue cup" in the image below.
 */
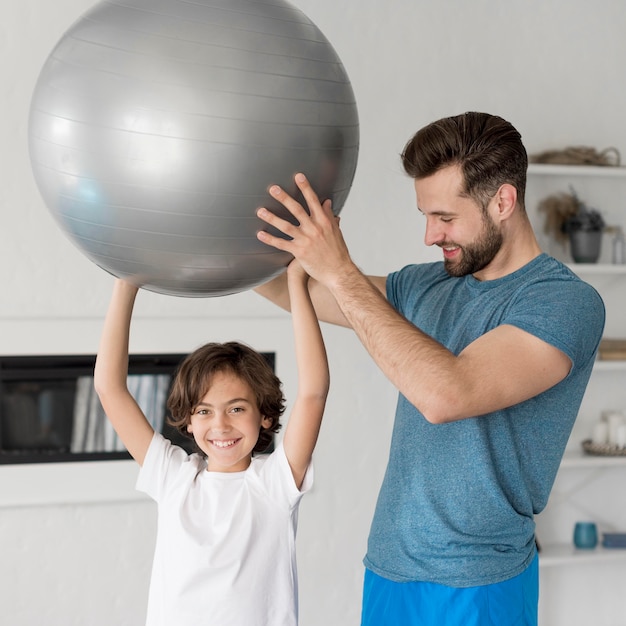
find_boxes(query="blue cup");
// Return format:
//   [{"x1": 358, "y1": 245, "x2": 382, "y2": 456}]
[{"x1": 573, "y1": 522, "x2": 598, "y2": 549}]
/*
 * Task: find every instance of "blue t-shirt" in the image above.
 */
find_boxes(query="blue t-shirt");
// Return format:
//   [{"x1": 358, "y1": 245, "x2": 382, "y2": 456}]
[{"x1": 363, "y1": 254, "x2": 605, "y2": 587}]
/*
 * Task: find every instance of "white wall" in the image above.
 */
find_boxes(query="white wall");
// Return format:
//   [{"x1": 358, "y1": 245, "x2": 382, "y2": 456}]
[{"x1": 1, "y1": 1, "x2": 625, "y2": 624}]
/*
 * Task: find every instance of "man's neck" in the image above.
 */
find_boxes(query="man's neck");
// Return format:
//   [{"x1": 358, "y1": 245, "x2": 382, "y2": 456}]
[{"x1": 473, "y1": 231, "x2": 543, "y2": 282}]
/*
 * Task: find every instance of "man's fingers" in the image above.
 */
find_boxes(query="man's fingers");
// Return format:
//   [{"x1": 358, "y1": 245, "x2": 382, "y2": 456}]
[
  {"x1": 257, "y1": 173, "x2": 334, "y2": 253},
  {"x1": 256, "y1": 225, "x2": 290, "y2": 251},
  {"x1": 294, "y1": 173, "x2": 327, "y2": 219},
  {"x1": 256, "y1": 206, "x2": 296, "y2": 235},
  {"x1": 268, "y1": 183, "x2": 311, "y2": 223}
]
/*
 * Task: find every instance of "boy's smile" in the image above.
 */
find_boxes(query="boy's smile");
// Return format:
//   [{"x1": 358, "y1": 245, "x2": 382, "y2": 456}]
[{"x1": 187, "y1": 370, "x2": 272, "y2": 472}]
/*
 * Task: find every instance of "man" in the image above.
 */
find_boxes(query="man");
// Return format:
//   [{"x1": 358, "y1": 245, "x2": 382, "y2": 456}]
[{"x1": 254, "y1": 112, "x2": 605, "y2": 625}]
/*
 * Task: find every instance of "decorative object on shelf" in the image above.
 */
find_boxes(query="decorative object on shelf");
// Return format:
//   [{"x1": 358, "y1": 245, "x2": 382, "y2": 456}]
[
  {"x1": 538, "y1": 186, "x2": 606, "y2": 263},
  {"x1": 573, "y1": 521, "x2": 598, "y2": 549},
  {"x1": 530, "y1": 146, "x2": 621, "y2": 167},
  {"x1": 602, "y1": 533, "x2": 626, "y2": 549},
  {"x1": 586, "y1": 410, "x2": 626, "y2": 455},
  {"x1": 606, "y1": 412, "x2": 626, "y2": 447},
  {"x1": 581, "y1": 439, "x2": 626, "y2": 457},
  {"x1": 598, "y1": 338, "x2": 626, "y2": 360},
  {"x1": 568, "y1": 230, "x2": 603, "y2": 264},
  {"x1": 592, "y1": 418, "x2": 610, "y2": 445},
  {"x1": 611, "y1": 227, "x2": 626, "y2": 264}
]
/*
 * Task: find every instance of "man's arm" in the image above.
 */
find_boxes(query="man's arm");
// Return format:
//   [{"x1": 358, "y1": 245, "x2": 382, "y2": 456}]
[
  {"x1": 256, "y1": 174, "x2": 572, "y2": 423},
  {"x1": 255, "y1": 269, "x2": 387, "y2": 328},
  {"x1": 255, "y1": 194, "x2": 386, "y2": 327},
  {"x1": 94, "y1": 279, "x2": 154, "y2": 464},
  {"x1": 322, "y1": 267, "x2": 571, "y2": 422}
]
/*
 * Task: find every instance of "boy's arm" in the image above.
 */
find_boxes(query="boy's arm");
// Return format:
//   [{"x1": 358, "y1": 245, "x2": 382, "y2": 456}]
[
  {"x1": 254, "y1": 259, "x2": 388, "y2": 328},
  {"x1": 94, "y1": 279, "x2": 154, "y2": 465},
  {"x1": 281, "y1": 260, "x2": 330, "y2": 490}
]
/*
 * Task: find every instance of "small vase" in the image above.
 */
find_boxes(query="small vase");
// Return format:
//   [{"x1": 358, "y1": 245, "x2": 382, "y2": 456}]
[{"x1": 569, "y1": 229, "x2": 602, "y2": 263}]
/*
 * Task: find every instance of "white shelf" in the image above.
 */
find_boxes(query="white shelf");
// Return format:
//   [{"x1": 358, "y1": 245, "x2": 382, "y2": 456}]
[
  {"x1": 560, "y1": 449, "x2": 626, "y2": 469},
  {"x1": 539, "y1": 543, "x2": 626, "y2": 567},
  {"x1": 593, "y1": 359, "x2": 626, "y2": 372},
  {"x1": 528, "y1": 163, "x2": 626, "y2": 178},
  {"x1": 528, "y1": 161, "x2": 626, "y2": 584},
  {"x1": 567, "y1": 263, "x2": 626, "y2": 275}
]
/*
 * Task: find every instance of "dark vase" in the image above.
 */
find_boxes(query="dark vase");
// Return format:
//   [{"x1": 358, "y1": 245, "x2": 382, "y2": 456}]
[{"x1": 569, "y1": 229, "x2": 602, "y2": 263}]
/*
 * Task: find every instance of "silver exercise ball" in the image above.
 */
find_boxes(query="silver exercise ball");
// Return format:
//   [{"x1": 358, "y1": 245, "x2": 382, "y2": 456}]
[{"x1": 28, "y1": 0, "x2": 359, "y2": 297}]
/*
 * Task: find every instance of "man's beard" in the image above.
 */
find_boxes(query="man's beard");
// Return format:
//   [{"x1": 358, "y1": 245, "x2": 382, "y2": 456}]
[{"x1": 443, "y1": 213, "x2": 503, "y2": 277}]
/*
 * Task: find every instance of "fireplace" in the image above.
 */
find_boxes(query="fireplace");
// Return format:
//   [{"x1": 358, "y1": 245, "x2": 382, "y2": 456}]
[
  {"x1": 0, "y1": 351, "x2": 276, "y2": 465},
  {"x1": 0, "y1": 353, "x2": 188, "y2": 464}
]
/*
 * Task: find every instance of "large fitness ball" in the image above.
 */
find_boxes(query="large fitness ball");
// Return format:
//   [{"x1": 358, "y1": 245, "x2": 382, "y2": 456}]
[{"x1": 28, "y1": 0, "x2": 359, "y2": 297}]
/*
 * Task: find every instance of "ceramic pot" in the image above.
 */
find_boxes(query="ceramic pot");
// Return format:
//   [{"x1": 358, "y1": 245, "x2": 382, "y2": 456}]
[{"x1": 569, "y1": 229, "x2": 602, "y2": 263}]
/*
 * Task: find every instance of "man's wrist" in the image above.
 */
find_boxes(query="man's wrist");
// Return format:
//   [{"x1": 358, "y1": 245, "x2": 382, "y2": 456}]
[{"x1": 327, "y1": 261, "x2": 366, "y2": 297}]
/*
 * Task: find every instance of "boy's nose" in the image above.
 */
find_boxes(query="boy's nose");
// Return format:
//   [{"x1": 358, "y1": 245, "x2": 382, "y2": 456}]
[{"x1": 211, "y1": 413, "x2": 230, "y2": 432}]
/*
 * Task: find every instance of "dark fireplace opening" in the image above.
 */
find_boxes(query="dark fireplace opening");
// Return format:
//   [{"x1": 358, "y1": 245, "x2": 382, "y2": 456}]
[{"x1": 0, "y1": 352, "x2": 275, "y2": 465}]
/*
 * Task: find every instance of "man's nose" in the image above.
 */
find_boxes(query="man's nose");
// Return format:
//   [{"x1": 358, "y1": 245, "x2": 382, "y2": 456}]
[{"x1": 424, "y1": 220, "x2": 444, "y2": 247}]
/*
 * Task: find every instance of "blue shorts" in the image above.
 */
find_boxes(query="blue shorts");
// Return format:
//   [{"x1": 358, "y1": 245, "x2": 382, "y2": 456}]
[{"x1": 361, "y1": 554, "x2": 538, "y2": 626}]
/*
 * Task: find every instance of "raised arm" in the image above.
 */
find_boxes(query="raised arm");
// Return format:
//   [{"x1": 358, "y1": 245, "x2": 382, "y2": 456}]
[
  {"x1": 93, "y1": 279, "x2": 154, "y2": 465},
  {"x1": 256, "y1": 174, "x2": 572, "y2": 424},
  {"x1": 280, "y1": 260, "x2": 330, "y2": 489},
  {"x1": 254, "y1": 215, "x2": 387, "y2": 328},
  {"x1": 254, "y1": 270, "x2": 355, "y2": 327}
]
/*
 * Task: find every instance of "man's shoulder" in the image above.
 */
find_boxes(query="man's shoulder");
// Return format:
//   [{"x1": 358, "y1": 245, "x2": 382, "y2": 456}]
[{"x1": 522, "y1": 255, "x2": 603, "y2": 300}]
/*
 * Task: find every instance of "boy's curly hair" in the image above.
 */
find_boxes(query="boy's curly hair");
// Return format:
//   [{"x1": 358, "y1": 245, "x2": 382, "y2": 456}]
[{"x1": 167, "y1": 342, "x2": 284, "y2": 454}]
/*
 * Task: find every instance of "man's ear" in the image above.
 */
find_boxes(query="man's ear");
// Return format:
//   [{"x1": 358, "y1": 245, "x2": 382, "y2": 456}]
[
  {"x1": 495, "y1": 183, "x2": 518, "y2": 220},
  {"x1": 261, "y1": 416, "x2": 273, "y2": 430}
]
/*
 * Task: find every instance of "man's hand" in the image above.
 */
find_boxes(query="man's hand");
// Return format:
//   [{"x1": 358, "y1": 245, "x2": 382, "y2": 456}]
[{"x1": 256, "y1": 172, "x2": 354, "y2": 289}]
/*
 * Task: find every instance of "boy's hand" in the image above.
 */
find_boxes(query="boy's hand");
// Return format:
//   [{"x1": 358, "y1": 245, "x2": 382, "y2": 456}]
[{"x1": 116, "y1": 277, "x2": 140, "y2": 292}]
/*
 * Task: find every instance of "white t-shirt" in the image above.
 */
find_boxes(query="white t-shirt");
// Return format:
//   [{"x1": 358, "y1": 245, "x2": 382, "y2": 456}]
[{"x1": 136, "y1": 432, "x2": 313, "y2": 626}]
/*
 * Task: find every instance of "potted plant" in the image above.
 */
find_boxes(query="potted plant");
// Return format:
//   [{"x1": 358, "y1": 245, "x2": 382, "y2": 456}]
[{"x1": 538, "y1": 186, "x2": 606, "y2": 263}]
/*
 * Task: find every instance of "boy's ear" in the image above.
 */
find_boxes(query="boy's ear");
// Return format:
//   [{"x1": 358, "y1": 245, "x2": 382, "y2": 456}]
[
  {"x1": 261, "y1": 416, "x2": 273, "y2": 430},
  {"x1": 187, "y1": 423, "x2": 193, "y2": 434}
]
